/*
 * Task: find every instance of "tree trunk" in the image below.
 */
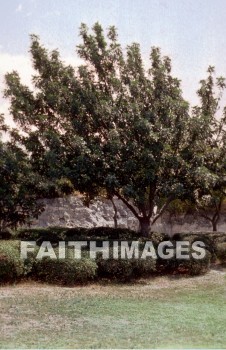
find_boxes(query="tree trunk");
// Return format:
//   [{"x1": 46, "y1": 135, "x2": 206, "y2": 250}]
[
  {"x1": 212, "y1": 211, "x2": 220, "y2": 231},
  {"x1": 212, "y1": 220, "x2": 218, "y2": 232},
  {"x1": 111, "y1": 198, "x2": 118, "y2": 229},
  {"x1": 139, "y1": 217, "x2": 151, "y2": 237}
]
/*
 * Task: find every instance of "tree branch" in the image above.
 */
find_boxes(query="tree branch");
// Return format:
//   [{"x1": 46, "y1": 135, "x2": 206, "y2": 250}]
[
  {"x1": 199, "y1": 212, "x2": 213, "y2": 222},
  {"x1": 114, "y1": 191, "x2": 140, "y2": 219},
  {"x1": 151, "y1": 196, "x2": 174, "y2": 225},
  {"x1": 148, "y1": 182, "x2": 156, "y2": 217}
]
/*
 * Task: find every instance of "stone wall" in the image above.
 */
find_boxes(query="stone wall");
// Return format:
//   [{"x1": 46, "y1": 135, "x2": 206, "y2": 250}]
[
  {"x1": 32, "y1": 196, "x2": 139, "y2": 231},
  {"x1": 31, "y1": 195, "x2": 226, "y2": 235}
]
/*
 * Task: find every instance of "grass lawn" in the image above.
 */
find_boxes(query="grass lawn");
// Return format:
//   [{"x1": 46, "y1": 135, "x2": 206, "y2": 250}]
[{"x1": 0, "y1": 268, "x2": 225, "y2": 349}]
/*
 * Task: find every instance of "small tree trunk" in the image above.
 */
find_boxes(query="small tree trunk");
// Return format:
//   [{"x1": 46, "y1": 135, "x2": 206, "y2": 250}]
[
  {"x1": 111, "y1": 198, "x2": 118, "y2": 229},
  {"x1": 212, "y1": 211, "x2": 220, "y2": 232},
  {"x1": 212, "y1": 220, "x2": 218, "y2": 232},
  {"x1": 139, "y1": 217, "x2": 151, "y2": 237}
]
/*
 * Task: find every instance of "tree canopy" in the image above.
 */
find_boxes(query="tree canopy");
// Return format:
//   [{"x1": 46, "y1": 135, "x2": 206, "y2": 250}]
[
  {"x1": 0, "y1": 115, "x2": 44, "y2": 231},
  {"x1": 4, "y1": 23, "x2": 226, "y2": 235}
]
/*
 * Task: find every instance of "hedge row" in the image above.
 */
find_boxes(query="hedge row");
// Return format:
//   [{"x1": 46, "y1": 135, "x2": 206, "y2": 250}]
[
  {"x1": 0, "y1": 241, "x2": 156, "y2": 284},
  {"x1": 1, "y1": 235, "x2": 225, "y2": 285},
  {"x1": 3, "y1": 226, "x2": 140, "y2": 242},
  {"x1": 172, "y1": 231, "x2": 226, "y2": 263},
  {"x1": 0, "y1": 228, "x2": 225, "y2": 285}
]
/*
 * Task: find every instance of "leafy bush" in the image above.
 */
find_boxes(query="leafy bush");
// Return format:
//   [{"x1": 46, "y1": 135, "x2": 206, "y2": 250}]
[
  {"x1": 173, "y1": 231, "x2": 226, "y2": 263},
  {"x1": 172, "y1": 231, "x2": 226, "y2": 243},
  {"x1": 149, "y1": 231, "x2": 170, "y2": 245},
  {"x1": 176, "y1": 250, "x2": 211, "y2": 276},
  {"x1": 96, "y1": 248, "x2": 156, "y2": 281},
  {"x1": 155, "y1": 237, "x2": 211, "y2": 276},
  {"x1": 215, "y1": 243, "x2": 226, "y2": 264},
  {"x1": 0, "y1": 240, "x2": 25, "y2": 282},
  {"x1": 16, "y1": 226, "x2": 89, "y2": 244},
  {"x1": 16, "y1": 227, "x2": 68, "y2": 242},
  {"x1": 15, "y1": 226, "x2": 139, "y2": 243},
  {"x1": 0, "y1": 229, "x2": 14, "y2": 240},
  {"x1": 97, "y1": 258, "x2": 134, "y2": 281},
  {"x1": 33, "y1": 257, "x2": 97, "y2": 285},
  {"x1": 62, "y1": 227, "x2": 89, "y2": 239},
  {"x1": 134, "y1": 257, "x2": 157, "y2": 277},
  {"x1": 87, "y1": 227, "x2": 139, "y2": 239}
]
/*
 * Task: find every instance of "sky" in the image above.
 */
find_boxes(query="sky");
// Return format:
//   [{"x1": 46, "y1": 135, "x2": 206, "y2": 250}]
[{"x1": 1, "y1": 0, "x2": 226, "y2": 124}]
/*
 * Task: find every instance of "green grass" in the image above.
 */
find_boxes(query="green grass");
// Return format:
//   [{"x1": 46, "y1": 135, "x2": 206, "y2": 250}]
[{"x1": 0, "y1": 271, "x2": 225, "y2": 349}]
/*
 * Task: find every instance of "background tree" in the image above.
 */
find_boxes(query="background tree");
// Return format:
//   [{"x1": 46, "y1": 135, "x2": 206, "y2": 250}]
[
  {"x1": 188, "y1": 67, "x2": 226, "y2": 231},
  {"x1": 0, "y1": 116, "x2": 44, "y2": 231},
  {"x1": 0, "y1": 113, "x2": 76, "y2": 232},
  {"x1": 166, "y1": 67, "x2": 226, "y2": 232},
  {"x1": 5, "y1": 23, "x2": 222, "y2": 236}
]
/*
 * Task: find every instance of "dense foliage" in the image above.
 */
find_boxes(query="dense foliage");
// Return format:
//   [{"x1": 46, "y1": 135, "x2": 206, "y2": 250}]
[
  {"x1": 1, "y1": 228, "x2": 225, "y2": 284},
  {"x1": 33, "y1": 257, "x2": 97, "y2": 285},
  {"x1": 0, "y1": 240, "x2": 25, "y2": 282},
  {"x1": 0, "y1": 122, "x2": 44, "y2": 231},
  {"x1": 3, "y1": 23, "x2": 226, "y2": 234}
]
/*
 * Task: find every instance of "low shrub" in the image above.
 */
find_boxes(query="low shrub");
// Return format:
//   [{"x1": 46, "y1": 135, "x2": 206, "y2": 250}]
[
  {"x1": 63, "y1": 227, "x2": 89, "y2": 239},
  {"x1": 96, "y1": 248, "x2": 156, "y2": 281},
  {"x1": 33, "y1": 257, "x2": 97, "y2": 285},
  {"x1": 2, "y1": 229, "x2": 219, "y2": 284},
  {"x1": 16, "y1": 226, "x2": 89, "y2": 244},
  {"x1": 172, "y1": 231, "x2": 226, "y2": 251},
  {"x1": 97, "y1": 258, "x2": 135, "y2": 281},
  {"x1": 172, "y1": 231, "x2": 226, "y2": 263},
  {"x1": 149, "y1": 231, "x2": 170, "y2": 244},
  {"x1": 87, "y1": 227, "x2": 139, "y2": 239},
  {"x1": 15, "y1": 226, "x2": 138, "y2": 242},
  {"x1": 134, "y1": 257, "x2": 157, "y2": 277},
  {"x1": 155, "y1": 238, "x2": 211, "y2": 276},
  {"x1": 0, "y1": 240, "x2": 25, "y2": 282},
  {"x1": 16, "y1": 227, "x2": 68, "y2": 243},
  {"x1": 176, "y1": 250, "x2": 211, "y2": 276},
  {"x1": 215, "y1": 243, "x2": 226, "y2": 264},
  {"x1": 0, "y1": 229, "x2": 14, "y2": 240}
]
